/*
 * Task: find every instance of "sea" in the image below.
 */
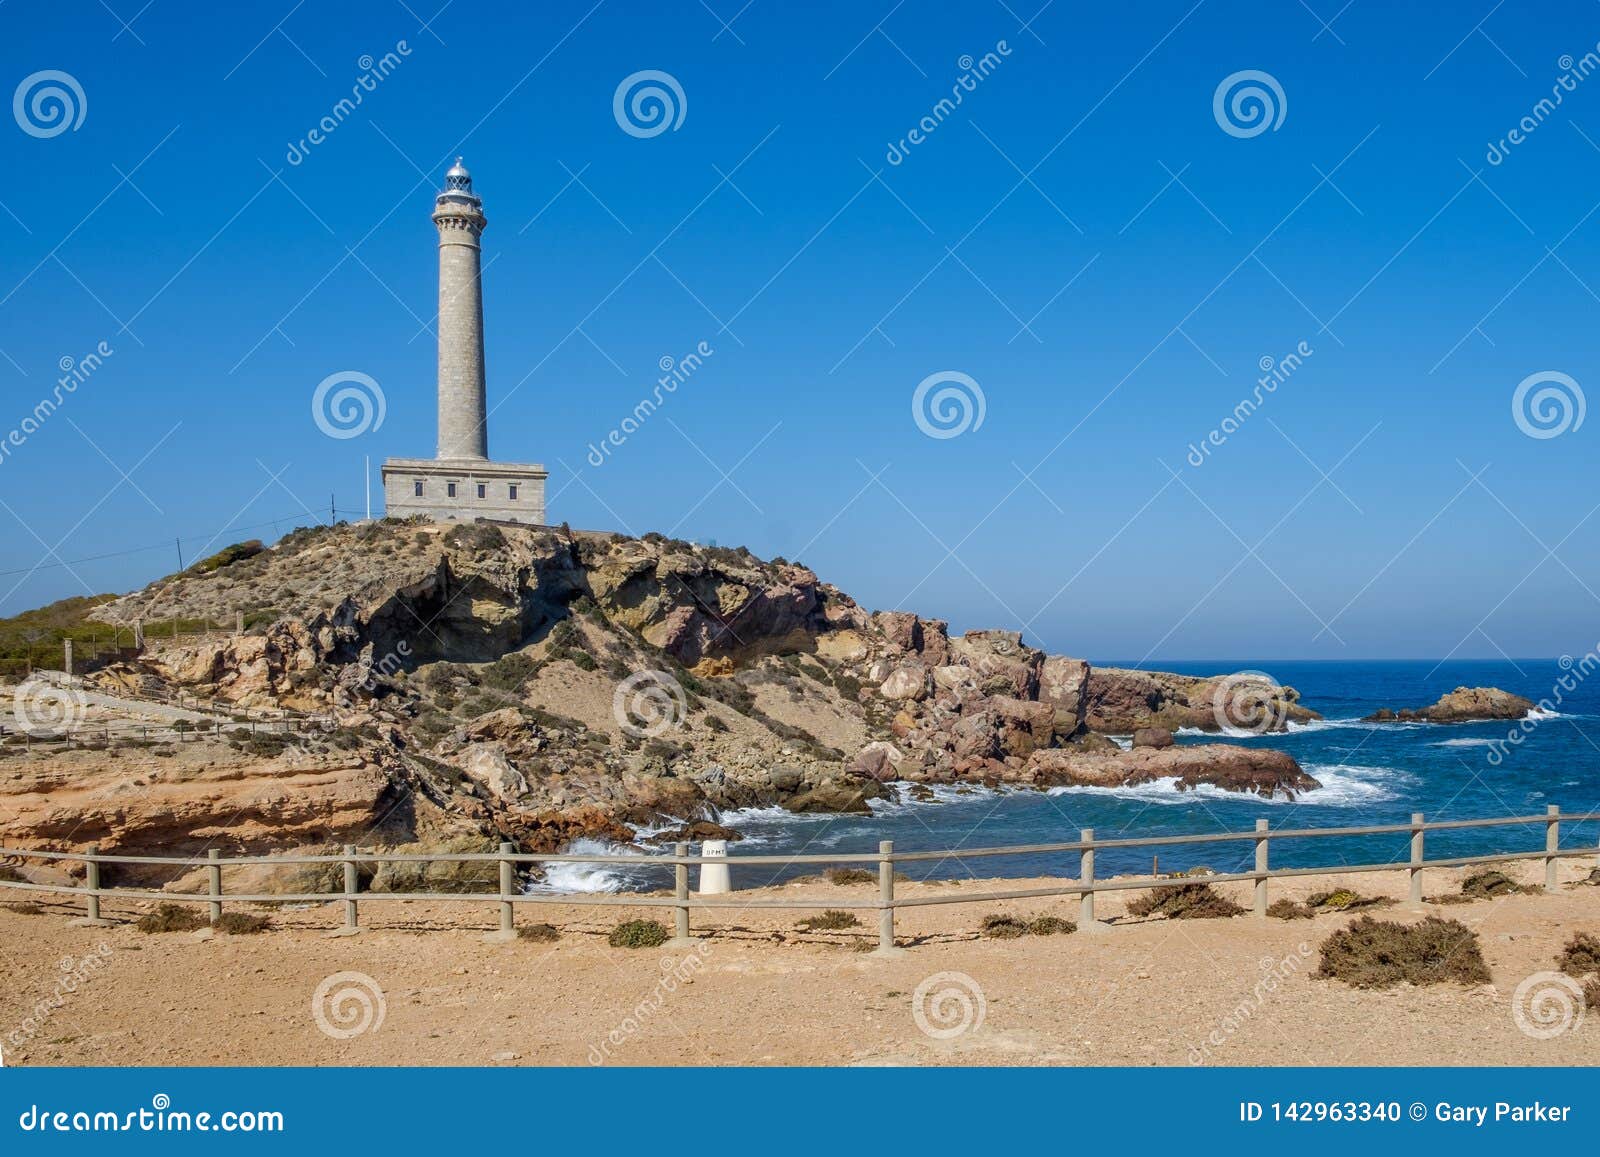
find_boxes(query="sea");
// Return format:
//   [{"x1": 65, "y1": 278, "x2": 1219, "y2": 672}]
[{"x1": 535, "y1": 660, "x2": 1600, "y2": 893}]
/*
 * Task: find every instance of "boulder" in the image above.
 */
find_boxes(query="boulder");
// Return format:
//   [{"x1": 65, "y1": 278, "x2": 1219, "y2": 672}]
[
  {"x1": 1039, "y1": 655, "x2": 1090, "y2": 730},
  {"x1": 949, "y1": 630, "x2": 1043, "y2": 699},
  {"x1": 990, "y1": 697, "x2": 1056, "y2": 757},
  {"x1": 879, "y1": 663, "x2": 930, "y2": 702},
  {"x1": 1132, "y1": 727, "x2": 1174, "y2": 749},
  {"x1": 782, "y1": 778, "x2": 882, "y2": 814},
  {"x1": 461, "y1": 744, "x2": 530, "y2": 802},
  {"x1": 848, "y1": 741, "x2": 904, "y2": 782}
]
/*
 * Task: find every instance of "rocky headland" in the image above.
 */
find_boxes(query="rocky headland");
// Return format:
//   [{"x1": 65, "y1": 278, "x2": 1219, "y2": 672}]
[{"x1": 0, "y1": 521, "x2": 1325, "y2": 883}]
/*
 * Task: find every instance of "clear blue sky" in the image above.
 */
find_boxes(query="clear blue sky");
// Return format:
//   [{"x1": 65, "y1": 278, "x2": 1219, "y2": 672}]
[{"x1": 3, "y1": 0, "x2": 1598, "y2": 662}]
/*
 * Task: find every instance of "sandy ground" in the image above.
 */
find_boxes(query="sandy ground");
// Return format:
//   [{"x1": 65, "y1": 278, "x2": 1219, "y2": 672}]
[{"x1": 2, "y1": 860, "x2": 1597, "y2": 1067}]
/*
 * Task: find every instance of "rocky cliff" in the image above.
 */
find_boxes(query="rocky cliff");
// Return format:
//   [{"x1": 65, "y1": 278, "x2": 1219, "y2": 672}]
[{"x1": 0, "y1": 520, "x2": 1324, "y2": 871}]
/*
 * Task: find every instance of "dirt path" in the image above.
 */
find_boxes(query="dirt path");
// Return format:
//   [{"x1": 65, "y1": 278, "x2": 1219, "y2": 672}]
[{"x1": 2, "y1": 862, "x2": 1597, "y2": 1066}]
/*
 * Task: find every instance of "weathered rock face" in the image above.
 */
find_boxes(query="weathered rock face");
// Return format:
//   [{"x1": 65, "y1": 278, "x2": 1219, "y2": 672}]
[
  {"x1": 1363, "y1": 686, "x2": 1535, "y2": 724},
  {"x1": 1025, "y1": 744, "x2": 1320, "y2": 800},
  {"x1": 1083, "y1": 667, "x2": 1318, "y2": 733},
  {"x1": 0, "y1": 521, "x2": 1330, "y2": 864},
  {"x1": 0, "y1": 746, "x2": 411, "y2": 884}
]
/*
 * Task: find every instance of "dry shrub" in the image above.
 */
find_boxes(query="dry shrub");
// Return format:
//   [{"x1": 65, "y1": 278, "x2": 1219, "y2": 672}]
[
  {"x1": 517, "y1": 922, "x2": 559, "y2": 943},
  {"x1": 2, "y1": 901, "x2": 43, "y2": 915},
  {"x1": 1314, "y1": 916, "x2": 1491, "y2": 988},
  {"x1": 799, "y1": 909, "x2": 859, "y2": 931},
  {"x1": 135, "y1": 903, "x2": 207, "y2": 933},
  {"x1": 981, "y1": 913, "x2": 1028, "y2": 939},
  {"x1": 825, "y1": 867, "x2": 875, "y2": 885},
  {"x1": 1460, "y1": 870, "x2": 1531, "y2": 899},
  {"x1": 1268, "y1": 898, "x2": 1313, "y2": 920},
  {"x1": 1301, "y1": 889, "x2": 1393, "y2": 915},
  {"x1": 1557, "y1": 932, "x2": 1600, "y2": 977},
  {"x1": 1127, "y1": 882, "x2": 1245, "y2": 920},
  {"x1": 1586, "y1": 980, "x2": 1600, "y2": 1010},
  {"x1": 1027, "y1": 915, "x2": 1076, "y2": 936},
  {"x1": 608, "y1": 919, "x2": 668, "y2": 948},
  {"x1": 213, "y1": 911, "x2": 269, "y2": 935}
]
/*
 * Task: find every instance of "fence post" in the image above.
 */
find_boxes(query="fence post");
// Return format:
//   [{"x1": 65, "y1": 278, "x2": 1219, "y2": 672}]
[
  {"x1": 1079, "y1": 828, "x2": 1106, "y2": 932},
  {"x1": 1408, "y1": 812, "x2": 1425, "y2": 907},
  {"x1": 483, "y1": 841, "x2": 517, "y2": 943},
  {"x1": 668, "y1": 841, "x2": 697, "y2": 946},
  {"x1": 329, "y1": 844, "x2": 361, "y2": 937},
  {"x1": 1253, "y1": 818, "x2": 1269, "y2": 918},
  {"x1": 70, "y1": 844, "x2": 113, "y2": 927},
  {"x1": 1545, "y1": 805, "x2": 1560, "y2": 893},
  {"x1": 207, "y1": 848, "x2": 222, "y2": 924},
  {"x1": 871, "y1": 840, "x2": 903, "y2": 956}
]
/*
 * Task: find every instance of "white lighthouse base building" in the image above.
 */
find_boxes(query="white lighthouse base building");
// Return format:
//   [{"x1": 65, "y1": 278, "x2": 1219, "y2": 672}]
[{"x1": 381, "y1": 456, "x2": 547, "y2": 524}]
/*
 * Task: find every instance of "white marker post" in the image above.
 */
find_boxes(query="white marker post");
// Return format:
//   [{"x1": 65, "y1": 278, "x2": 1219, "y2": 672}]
[{"x1": 698, "y1": 839, "x2": 731, "y2": 894}]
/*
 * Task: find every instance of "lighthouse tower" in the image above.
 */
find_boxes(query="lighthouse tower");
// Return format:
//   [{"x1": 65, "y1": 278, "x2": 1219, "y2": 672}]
[{"x1": 381, "y1": 159, "x2": 547, "y2": 523}]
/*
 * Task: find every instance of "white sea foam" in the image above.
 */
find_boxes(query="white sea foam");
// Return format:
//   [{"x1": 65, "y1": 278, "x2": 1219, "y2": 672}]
[
  {"x1": 1431, "y1": 737, "x2": 1498, "y2": 748},
  {"x1": 525, "y1": 836, "x2": 651, "y2": 894},
  {"x1": 1042, "y1": 762, "x2": 1405, "y2": 808}
]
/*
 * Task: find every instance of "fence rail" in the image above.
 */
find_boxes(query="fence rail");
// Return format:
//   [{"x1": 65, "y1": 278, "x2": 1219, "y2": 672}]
[{"x1": 3, "y1": 806, "x2": 1598, "y2": 952}]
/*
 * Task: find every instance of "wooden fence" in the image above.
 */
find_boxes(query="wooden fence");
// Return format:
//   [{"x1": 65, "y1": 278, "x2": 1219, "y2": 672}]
[{"x1": 2, "y1": 806, "x2": 1597, "y2": 953}]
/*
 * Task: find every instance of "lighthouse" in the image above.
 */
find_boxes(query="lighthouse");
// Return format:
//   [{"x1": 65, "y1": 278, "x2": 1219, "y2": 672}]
[{"x1": 381, "y1": 159, "x2": 547, "y2": 523}]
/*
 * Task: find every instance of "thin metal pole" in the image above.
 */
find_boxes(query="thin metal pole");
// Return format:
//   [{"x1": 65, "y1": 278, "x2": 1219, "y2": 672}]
[
  {"x1": 1253, "y1": 818, "x2": 1269, "y2": 918},
  {"x1": 207, "y1": 848, "x2": 222, "y2": 924},
  {"x1": 1545, "y1": 805, "x2": 1560, "y2": 893},
  {"x1": 877, "y1": 840, "x2": 895, "y2": 951},
  {"x1": 1080, "y1": 828, "x2": 1095, "y2": 927},
  {"x1": 498, "y1": 841, "x2": 515, "y2": 934},
  {"x1": 1409, "y1": 812, "x2": 1424, "y2": 905}
]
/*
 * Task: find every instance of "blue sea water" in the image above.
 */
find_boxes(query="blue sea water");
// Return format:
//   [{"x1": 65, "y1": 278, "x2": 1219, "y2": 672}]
[{"x1": 580, "y1": 660, "x2": 1600, "y2": 892}]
